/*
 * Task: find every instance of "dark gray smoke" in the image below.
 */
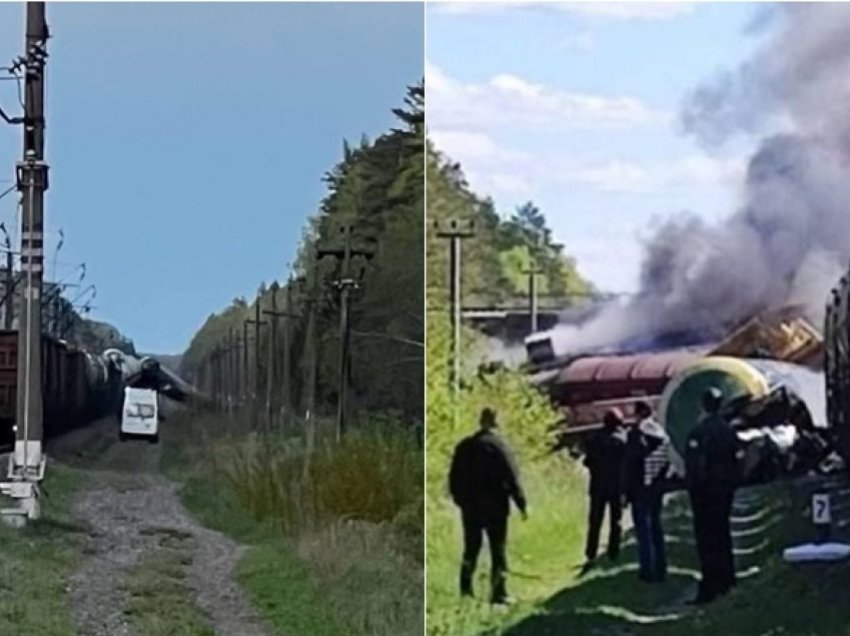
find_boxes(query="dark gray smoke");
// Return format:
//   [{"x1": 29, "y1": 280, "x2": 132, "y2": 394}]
[{"x1": 550, "y1": 5, "x2": 850, "y2": 355}]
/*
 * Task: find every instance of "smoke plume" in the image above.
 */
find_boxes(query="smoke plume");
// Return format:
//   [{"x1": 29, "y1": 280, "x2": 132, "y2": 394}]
[{"x1": 550, "y1": 5, "x2": 850, "y2": 355}]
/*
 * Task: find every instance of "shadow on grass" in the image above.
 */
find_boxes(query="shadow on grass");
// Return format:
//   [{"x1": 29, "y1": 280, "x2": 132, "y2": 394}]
[{"x1": 495, "y1": 486, "x2": 792, "y2": 636}]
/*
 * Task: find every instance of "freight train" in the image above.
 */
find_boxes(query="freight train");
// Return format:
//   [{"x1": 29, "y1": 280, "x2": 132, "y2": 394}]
[
  {"x1": 0, "y1": 335, "x2": 197, "y2": 450},
  {"x1": 0, "y1": 331, "x2": 124, "y2": 448}
]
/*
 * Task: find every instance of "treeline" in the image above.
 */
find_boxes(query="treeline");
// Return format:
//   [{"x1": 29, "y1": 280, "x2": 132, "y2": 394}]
[
  {"x1": 426, "y1": 143, "x2": 593, "y2": 309},
  {"x1": 181, "y1": 83, "x2": 424, "y2": 425}
]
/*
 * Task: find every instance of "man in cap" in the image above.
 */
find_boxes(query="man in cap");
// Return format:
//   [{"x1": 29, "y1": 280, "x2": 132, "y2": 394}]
[
  {"x1": 624, "y1": 400, "x2": 671, "y2": 583},
  {"x1": 449, "y1": 407, "x2": 527, "y2": 604},
  {"x1": 685, "y1": 387, "x2": 740, "y2": 604},
  {"x1": 582, "y1": 407, "x2": 627, "y2": 571}
]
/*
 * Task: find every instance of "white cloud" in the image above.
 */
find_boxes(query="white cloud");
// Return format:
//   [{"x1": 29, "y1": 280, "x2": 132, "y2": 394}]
[
  {"x1": 427, "y1": 62, "x2": 668, "y2": 130},
  {"x1": 431, "y1": 1, "x2": 695, "y2": 21},
  {"x1": 568, "y1": 155, "x2": 745, "y2": 194},
  {"x1": 429, "y1": 130, "x2": 537, "y2": 197},
  {"x1": 565, "y1": 2, "x2": 695, "y2": 21},
  {"x1": 429, "y1": 130, "x2": 531, "y2": 165},
  {"x1": 428, "y1": 127, "x2": 745, "y2": 198}
]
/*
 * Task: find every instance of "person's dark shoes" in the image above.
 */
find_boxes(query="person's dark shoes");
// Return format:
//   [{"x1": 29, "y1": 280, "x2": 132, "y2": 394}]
[
  {"x1": 491, "y1": 595, "x2": 514, "y2": 606},
  {"x1": 460, "y1": 569, "x2": 474, "y2": 599},
  {"x1": 687, "y1": 592, "x2": 716, "y2": 606},
  {"x1": 642, "y1": 569, "x2": 666, "y2": 584},
  {"x1": 579, "y1": 560, "x2": 596, "y2": 576}
]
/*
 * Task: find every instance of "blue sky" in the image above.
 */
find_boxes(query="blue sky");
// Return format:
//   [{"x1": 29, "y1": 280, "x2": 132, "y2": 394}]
[
  {"x1": 427, "y1": 1, "x2": 766, "y2": 295},
  {"x1": 0, "y1": 2, "x2": 423, "y2": 354}
]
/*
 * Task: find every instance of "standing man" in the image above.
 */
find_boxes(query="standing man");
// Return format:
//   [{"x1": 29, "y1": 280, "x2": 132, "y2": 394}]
[
  {"x1": 685, "y1": 388, "x2": 740, "y2": 604},
  {"x1": 582, "y1": 408, "x2": 627, "y2": 572},
  {"x1": 449, "y1": 407, "x2": 527, "y2": 605},
  {"x1": 624, "y1": 401, "x2": 671, "y2": 583}
]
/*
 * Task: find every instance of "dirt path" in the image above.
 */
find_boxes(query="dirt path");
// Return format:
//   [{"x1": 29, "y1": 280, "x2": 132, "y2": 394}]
[{"x1": 65, "y1": 420, "x2": 272, "y2": 636}]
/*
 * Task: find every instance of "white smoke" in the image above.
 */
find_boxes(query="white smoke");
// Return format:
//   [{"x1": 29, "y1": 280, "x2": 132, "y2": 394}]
[
  {"x1": 483, "y1": 337, "x2": 527, "y2": 368},
  {"x1": 548, "y1": 5, "x2": 850, "y2": 355}
]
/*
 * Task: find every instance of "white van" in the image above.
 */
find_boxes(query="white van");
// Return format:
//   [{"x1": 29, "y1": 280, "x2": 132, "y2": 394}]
[{"x1": 120, "y1": 387, "x2": 160, "y2": 443}]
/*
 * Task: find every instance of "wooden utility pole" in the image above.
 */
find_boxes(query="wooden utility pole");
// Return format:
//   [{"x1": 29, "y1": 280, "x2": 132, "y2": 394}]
[
  {"x1": 283, "y1": 280, "x2": 293, "y2": 424},
  {"x1": 227, "y1": 327, "x2": 236, "y2": 412},
  {"x1": 223, "y1": 336, "x2": 233, "y2": 412},
  {"x1": 435, "y1": 218, "x2": 474, "y2": 399},
  {"x1": 246, "y1": 293, "x2": 267, "y2": 428},
  {"x1": 263, "y1": 280, "x2": 297, "y2": 429},
  {"x1": 212, "y1": 346, "x2": 222, "y2": 410},
  {"x1": 242, "y1": 319, "x2": 249, "y2": 409},
  {"x1": 232, "y1": 329, "x2": 241, "y2": 409},
  {"x1": 2, "y1": 2, "x2": 50, "y2": 524},
  {"x1": 301, "y1": 264, "x2": 319, "y2": 476},
  {"x1": 317, "y1": 221, "x2": 375, "y2": 441}
]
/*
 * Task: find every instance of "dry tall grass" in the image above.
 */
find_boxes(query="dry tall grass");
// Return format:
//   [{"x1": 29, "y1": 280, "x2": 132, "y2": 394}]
[{"x1": 217, "y1": 420, "x2": 422, "y2": 539}]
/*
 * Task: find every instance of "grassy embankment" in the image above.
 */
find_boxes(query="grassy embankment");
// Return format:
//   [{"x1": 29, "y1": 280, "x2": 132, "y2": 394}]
[
  {"x1": 162, "y1": 409, "x2": 424, "y2": 636},
  {"x1": 0, "y1": 462, "x2": 88, "y2": 636}
]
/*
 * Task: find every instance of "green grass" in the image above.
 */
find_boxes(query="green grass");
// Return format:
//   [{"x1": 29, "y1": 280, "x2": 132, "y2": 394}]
[
  {"x1": 429, "y1": 459, "x2": 850, "y2": 636},
  {"x1": 237, "y1": 541, "x2": 341, "y2": 636},
  {"x1": 162, "y1": 409, "x2": 423, "y2": 636},
  {"x1": 125, "y1": 527, "x2": 215, "y2": 636},
  {"x1": 0, "y1": 462, "x2": 88, "y2": 636},
  {"x1": 427, "y1": 459, "x2": 588, "y2": 636}
]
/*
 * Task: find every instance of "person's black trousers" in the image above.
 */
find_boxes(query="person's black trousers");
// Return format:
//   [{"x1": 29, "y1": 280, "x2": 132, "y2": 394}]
[
  {"x1": 585, "y1": 491, "x2": 622, "y2": 561},
  {"x1": 459, "y1": 510, "x2": 509, "y2": 602},
  {"x1": 690, "y1": 488, "x2": 736, "y2": 600}
]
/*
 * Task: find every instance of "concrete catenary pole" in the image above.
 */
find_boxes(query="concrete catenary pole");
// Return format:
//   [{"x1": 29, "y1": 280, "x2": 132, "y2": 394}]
[{"x1": 4, "y1": 2, "x2": 50, "y2": 524}]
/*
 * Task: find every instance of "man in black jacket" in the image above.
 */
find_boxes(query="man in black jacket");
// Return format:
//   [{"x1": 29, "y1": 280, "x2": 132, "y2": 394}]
[
  {"x1": 449, "y1": 407, "x2": 527, "y2": 604},
  {"x1": 583, "y1": 408, "x2": 627, "y2": 570},
  {"x1": 685, "y1": 387, "x2": 740, "y2": 604}
]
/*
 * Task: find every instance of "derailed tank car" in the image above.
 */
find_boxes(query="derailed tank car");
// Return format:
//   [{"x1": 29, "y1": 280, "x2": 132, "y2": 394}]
[
  {"x1": 659, "y1": 356, "x2": 831, "y2": 483},
  {"x1": 527, "y1": 326, "x2": 833, "y2": 483}
]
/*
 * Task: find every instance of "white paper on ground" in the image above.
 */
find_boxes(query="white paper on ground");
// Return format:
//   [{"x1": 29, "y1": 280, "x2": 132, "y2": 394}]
[{"x1": 783, "y1": 543, "x2": 850, "y2": 562}]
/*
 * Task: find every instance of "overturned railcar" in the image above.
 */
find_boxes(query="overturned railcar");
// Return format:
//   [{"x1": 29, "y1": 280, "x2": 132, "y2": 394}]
[{"x1": 659, "y1": 356, "x2": 829, "y2": 483}]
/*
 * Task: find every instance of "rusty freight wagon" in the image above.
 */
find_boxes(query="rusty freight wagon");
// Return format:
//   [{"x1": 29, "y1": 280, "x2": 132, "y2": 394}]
[{"x1": 0, "y1": 330, "x2": 122, "y2": 448}]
